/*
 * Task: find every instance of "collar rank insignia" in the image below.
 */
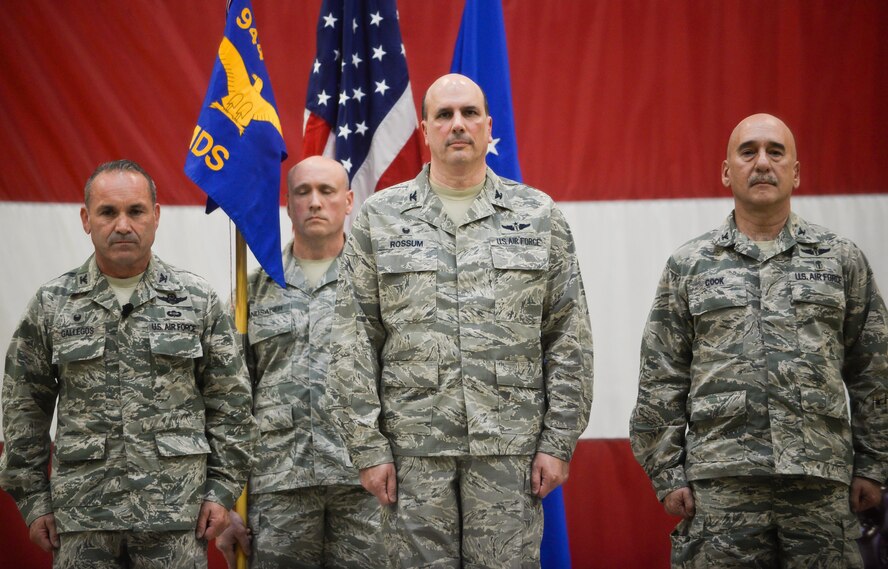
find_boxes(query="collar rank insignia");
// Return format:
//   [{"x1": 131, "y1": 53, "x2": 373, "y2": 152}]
[
  {"x1": 409, "y1": 190, "x2": 417, "y2": 201},
  {"x1": 159, "y1": 273, "x2": 169, "y2": 283},
  {"x1": 495, "y1": 189, "x2": 502, "y2": 199},
  {"x1": 79, "y1": 274, "x2": 88, "y2": 285}
]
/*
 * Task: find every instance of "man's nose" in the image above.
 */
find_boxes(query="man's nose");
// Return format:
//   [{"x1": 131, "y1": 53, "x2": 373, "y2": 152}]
[
  {"x1": 114, "y1": 215, "x2": 133, "y2": 233},
  {"x1": 309, "y1": 190, "x2": 322, "y2": 207},
  {"x1": 754, "y1": 149, "x2": 771, "y2": 170},
  {"x1": 451, "y1": 111, "x2": 466, "y2": 131}
]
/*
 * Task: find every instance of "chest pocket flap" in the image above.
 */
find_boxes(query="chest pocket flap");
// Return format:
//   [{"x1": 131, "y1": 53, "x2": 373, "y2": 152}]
[
  {"x1": 377, "y1": 241, "x2": 438, "y2": 274},
  {"x1": 491, "y1": 241, "x2": 549, "y2": 270},
  {"x1": 247, "y1": 306, "x2": 293, "y2": 345},
  {"x1": 688, "y1": 274, "x2": 747, "y2": 315},
  {"x1": 53, "y1": 327, "x2": 105, "y2": 365},
  {"x1": 150, "y1": 331, "x2": 203, "y2": 359}
]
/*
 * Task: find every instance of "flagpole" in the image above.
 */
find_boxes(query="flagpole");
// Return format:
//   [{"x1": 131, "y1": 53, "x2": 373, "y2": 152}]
[{"x1": 235, "y1": 229, "x2": 249, "y2": 569}]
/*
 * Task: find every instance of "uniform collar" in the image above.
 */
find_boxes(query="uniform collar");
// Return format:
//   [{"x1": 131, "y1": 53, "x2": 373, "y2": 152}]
[
  {"x1": 71, "y1": 254, "x2": 181, "y2": 310},
  {"x1": 713, "y1": 211, "x2": 822, "y2": 251},
  {"x1": 400, "y1": 164, "x2": 514, "y2": 233},
  {"x1": 282, "y1": 241, "x2": 341, "y2": 292}
]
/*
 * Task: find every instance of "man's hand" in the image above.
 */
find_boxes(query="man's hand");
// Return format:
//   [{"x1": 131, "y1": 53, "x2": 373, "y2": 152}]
[
  {"x1": 215, "y1": 511, "x2": 252, "y2": 569},
  {"x1": 531, "y1": 452, "x2": 570, "y2": 498},
  {"x1": 851, "y1": 476, "x2": 883, "y2": 513},
  {"x1": 29, "y1": 513, "x2": 60, "y2": 552},
  {"x1": 360, "y1": 462, "x2": 397, "y2": 506},
  {"x1": 196, "y1": 500, "x2": 231, "y2": 541},
  {"x1": 664, "y1": 487, "x2": 695, "y2": 519}
]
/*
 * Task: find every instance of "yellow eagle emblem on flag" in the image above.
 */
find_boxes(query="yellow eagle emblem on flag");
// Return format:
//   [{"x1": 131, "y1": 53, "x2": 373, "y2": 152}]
[{"x1": 210, "y1": 36, "x2": 283, "y2": 137}]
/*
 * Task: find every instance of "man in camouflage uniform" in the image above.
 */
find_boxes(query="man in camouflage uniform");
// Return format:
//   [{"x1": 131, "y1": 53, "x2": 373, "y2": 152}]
[
  {"x1": 327, "y1": 74, "x2": 594, "y2": 568},
  {"x1": 215, "y1": 156, "x2": 385, "y2": 568},
  {"x1": 630, "y1": 114, "x2": 888, "y2": 568},
  {"x1": 0, "y1": 160, "x2": 256, "y2": 568}
]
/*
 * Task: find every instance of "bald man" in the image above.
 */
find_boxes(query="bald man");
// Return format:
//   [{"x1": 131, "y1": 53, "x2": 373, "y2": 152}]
[
  {"x1": 630, "y1": 114, "x2": 888, "y2": 567},
  {"x1": 328, "y1": 74, "x2": 593, "y2": 567},
  {"x1": 216, "y1": 156, "x2": 385, "y2": 568}
]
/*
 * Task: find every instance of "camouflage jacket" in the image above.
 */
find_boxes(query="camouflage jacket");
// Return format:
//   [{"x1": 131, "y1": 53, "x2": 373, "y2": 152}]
[
  {"x1": 328, "y1": 165, "x2": 594, "y2": 469},
  {"x1": 0, "y1": 255, "x2": 256, "y2": 532},
  {"x1": 630, "y1": 212, "x2": 888, "y2": 500},
  {"x1": 244, "y1": 246, "x2": 358, "y2": 494}
]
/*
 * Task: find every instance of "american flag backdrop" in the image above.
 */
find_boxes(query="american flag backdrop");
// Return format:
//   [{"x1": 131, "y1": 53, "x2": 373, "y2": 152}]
[{"x1": 302, "y1": 0, "x2": 423, "y2": 213}]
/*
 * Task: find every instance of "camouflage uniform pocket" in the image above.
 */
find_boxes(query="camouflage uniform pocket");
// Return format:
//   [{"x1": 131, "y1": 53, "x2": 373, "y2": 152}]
[
  {"x1": 154, "y1": 432, "x2": 211, "y2": 505},
  {"x1": 52, "y1": 326, "x2": 105, "y2": 380},
  {"x1": 149, "y1": 332, "x2": 203, "y2": 405},
  {"x1": 687, "y1": 391, "x2": 747, "y2": 463},
  {"x1": 253, "y1": 405, "x2": 296, "y2": 476},
  {"x1": 380, "y1": 361, "x2": 437, "y2": 435},
  {"x1": 52, "y1": 433, "x2": 107, "y2": 507},
  {"x1": 789, "y1": 259, "x2": 845, "y2": 358},
  {"x1": 688, "y1": 273, "x2": 748, "y2": 362},
  {"x1": 799, "y1": 385, "x2": 852, "y2": 465},
  {"x1": 495, "y1": 360, "x2": 544, "y2": 435},
  {"x1": 490, "y1": 243, "x2": 548, "y2": 325},
  {"x1": 377, "y1": 244, "x2": 437, "y2": 324}
]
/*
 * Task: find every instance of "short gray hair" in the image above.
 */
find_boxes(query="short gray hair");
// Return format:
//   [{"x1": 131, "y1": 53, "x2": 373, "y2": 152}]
[{"x1": 84, "y1": 159, "x2": 157, "y2": 205}]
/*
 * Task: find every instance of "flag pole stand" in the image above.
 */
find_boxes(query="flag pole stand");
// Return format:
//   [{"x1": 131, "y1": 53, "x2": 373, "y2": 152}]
[{"x1": 235, "y1": 229, "x2": 249, "y2": 569}]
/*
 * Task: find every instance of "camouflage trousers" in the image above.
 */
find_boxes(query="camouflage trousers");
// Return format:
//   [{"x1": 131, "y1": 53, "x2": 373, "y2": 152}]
[
  {"x1": 247, "y1": 484, "x2": 385, "y2": 568},
  {"x1": 53, "y1": 529, "x2": 206, "y2": 569},
  {"x1": 382, "y1": 455, "x2": 543, "y2": 569},
  {"x1": 672, "y1": 476, "x2": 863, "y2": 568}
]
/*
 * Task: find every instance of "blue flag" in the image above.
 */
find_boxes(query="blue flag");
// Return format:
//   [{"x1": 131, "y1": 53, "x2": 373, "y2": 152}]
[
  {"x1": 185, "y1": 0, "x2": 287, "y2": 287},
  {"x1": 451, "y1": 1, "x2": 572, "y2": 567}
]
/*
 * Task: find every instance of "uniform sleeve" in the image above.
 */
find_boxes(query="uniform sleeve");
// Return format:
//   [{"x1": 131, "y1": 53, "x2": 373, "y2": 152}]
[
  {"x1": 0, "y1": 292, "x2": 58, "y2": 525},
  {"x1": 536, "y1": 208, "x2": 594, "y2": 462},
  {"x1": 196, "y1": 289, "x2": 257, "y2": 509},
  {"x1": 840, "y1": 245, "x2": 888, "y2": 482},
  {"x1": 629, "y1": 260, "x2": 693, "y2": 500},
  {"x1": 327, "y1": 207, "x2": 394, "y2": 469}
]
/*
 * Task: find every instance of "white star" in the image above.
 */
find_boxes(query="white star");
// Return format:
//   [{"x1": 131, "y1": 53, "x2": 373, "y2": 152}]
[
  {"x1": 355, "y1": 121, "x2": 368, "y2": 135},
  {"x1": 323, "y1": 12, "x2": 337, "y2": 28},
  {"x1": 312, "y1": 59, "x2": 321, "y2": 74},
  {"x1": 341, "y1": 158, "x2": 352, "y2": 173},
  {"x1": 401, "y1": 43, "x2": 406, "y2": 56},
  {"x1": 370, "y1": 12, "x2": 383, "y2": 26},
  {"x1": 339, "y1": 90, "x2": 350, "y2": 105},
  {"x1": 352, "y1": 87, "x2": 366, "y2": 103},
  {"x1": 352, "y1": 18, "x2": 358, "y2": 33},
  {"x1": 372, "y1": 45, "x2": 386, "y2": 61},
  {"x1": 374, "y1": 80, "x2": 389, "y2": 95},
  {"x1": 317, "y1": 90, "x2": 331, "y2": 106},
  {"x1": 333, "y1": 49, "x2": 340, "y2": 60},
  {"x1": 338, "y1": 124, "x2": 352, "y2": 139},
  {"x1": 351, "y1": 52, "x2": 363, "y2": 68},
  {"x1": 487, "y1": 137, "x2": 501, "y2": 156}
]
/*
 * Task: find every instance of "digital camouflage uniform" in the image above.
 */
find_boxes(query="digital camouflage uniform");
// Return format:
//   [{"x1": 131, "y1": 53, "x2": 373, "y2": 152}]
[
  {"x1": 0, "y1": 255, "x2": 256, "y2": 568},
  {"x1": 243, "y1": 246, "x2": 384, "y2": 568},
  {"x1": 630, "y1": 212, "x2": 888, "y2": 568},
  {"x1": 328, "y1": 165, "x2": 594, "y2": 568}
]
